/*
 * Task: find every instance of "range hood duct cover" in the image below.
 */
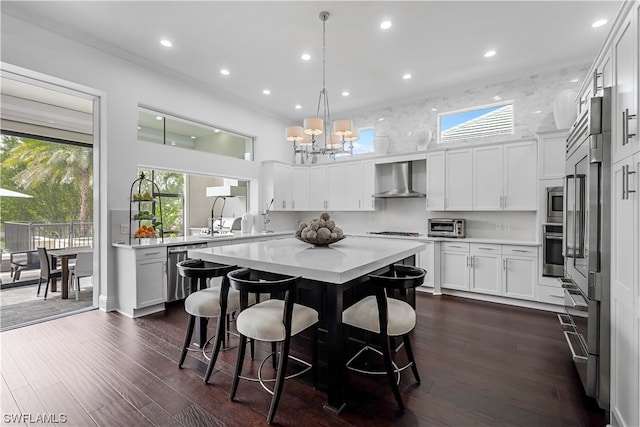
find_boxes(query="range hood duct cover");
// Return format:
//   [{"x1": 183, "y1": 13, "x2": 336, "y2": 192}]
[{"x1": 373, "y1": 161, "x2": 426, "y2": 198}]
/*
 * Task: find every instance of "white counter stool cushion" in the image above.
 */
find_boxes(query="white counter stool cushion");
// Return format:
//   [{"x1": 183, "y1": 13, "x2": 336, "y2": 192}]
[
  {"x1": 236, "y1": 299, "x2": 318, "y2": 342},
  {"x1": 342, "y1": 264, "x2": 426, "y2": 413},
  {"x1": 227, "y1": 268, "x2": 318, "y2": 425},
  {"x1": 176, "y1": 259, "x2": 239, "y2": 384}
]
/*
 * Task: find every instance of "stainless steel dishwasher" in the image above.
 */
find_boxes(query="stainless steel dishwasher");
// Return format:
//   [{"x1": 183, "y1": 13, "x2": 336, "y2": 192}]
[{"x1": 166, "y1": 242, "x2": 209, "y2": 302}]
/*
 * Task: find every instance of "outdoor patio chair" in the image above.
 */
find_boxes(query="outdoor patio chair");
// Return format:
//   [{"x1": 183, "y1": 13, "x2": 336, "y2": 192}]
[
  {"x1": 36, "y1": 247, "x2": 62, "y2": 300},
  {"x1": 10, "y1": 250, "x2": 40, "y2": 281},
  {"x1": 69, "y1": 251, "x2": 93, "y2": 300}
]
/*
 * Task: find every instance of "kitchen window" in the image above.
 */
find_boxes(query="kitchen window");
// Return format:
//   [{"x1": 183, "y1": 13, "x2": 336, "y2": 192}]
[
  {"x1": 437, "y1": 100, "x2": 514, "y2": 143},
  {"x1": 335, "y1": 127, "x2": 375, "y2": 157},
  {"x1": 137, "y1": 107, "x2": 254, "y2": 161},
  {"x1": 138, "y1": 168, "x2": 184, "y2": 237}
]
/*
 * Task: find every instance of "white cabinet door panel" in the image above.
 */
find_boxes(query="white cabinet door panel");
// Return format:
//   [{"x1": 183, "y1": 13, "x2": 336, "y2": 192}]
[
  {"x1": 473, "y1": 145, "x2": 503, "y2": 210},
  {"x1": 503, "y1": 141, "x2": 537, "y2": 210},
  {"x1": 445, "y1": 149, "x2": 473, "y2": 210},
  {"x1": 426, "y1": 151, "x2": 445, "y2": 210}
]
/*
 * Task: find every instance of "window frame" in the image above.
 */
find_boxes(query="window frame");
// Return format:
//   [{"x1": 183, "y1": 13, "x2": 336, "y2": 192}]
[{"x1": 436, "y1": 100, "x2": 514, "y2": 144}]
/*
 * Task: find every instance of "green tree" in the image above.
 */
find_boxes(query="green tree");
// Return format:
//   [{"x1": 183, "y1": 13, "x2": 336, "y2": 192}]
[{"x1": 1, "y1": 136, "x2": 92, "y2": 225}]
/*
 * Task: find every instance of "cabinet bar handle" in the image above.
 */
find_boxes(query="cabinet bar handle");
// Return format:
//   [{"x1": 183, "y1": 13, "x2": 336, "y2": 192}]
[
  {"x1": 623, "y1": 109, "x2": 637, "y2": 146},
  {"x1": 142, "y1": 251, "x2": 161, "y2": 256},
  {"x1": 466, "y1": 256, "x2": 470, "y2": 267},
  {"x1": 624, "y1": 164, "x2": 636, "y2": 200},
  {"x1": 478, "y1": 247, "x2": 494, "y2": 250},
  {"x1": 503, "y1": 258, "x2": 507, "y2": 270},
  {"x1": 592, "y1": 69, "x2": 602, "y2": 95},
  {"x1": 512, "y1": 249, "x2": 529, "y2": 253}
]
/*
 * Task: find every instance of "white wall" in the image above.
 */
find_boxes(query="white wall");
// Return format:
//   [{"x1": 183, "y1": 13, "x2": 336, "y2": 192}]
[{"x1": 1, "y1": 14, "x2": 289, "y2": 310}]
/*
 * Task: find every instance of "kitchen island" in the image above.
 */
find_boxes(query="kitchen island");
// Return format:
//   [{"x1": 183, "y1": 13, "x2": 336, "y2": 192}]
[{"x1": 188, "y1": 236, "x2": 426, "y2": 413}]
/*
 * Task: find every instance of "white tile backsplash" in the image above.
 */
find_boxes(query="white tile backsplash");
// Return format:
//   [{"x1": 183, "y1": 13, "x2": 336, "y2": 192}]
[{"x1": 343, "y1": 63, "x2": 588, "y2": 155}]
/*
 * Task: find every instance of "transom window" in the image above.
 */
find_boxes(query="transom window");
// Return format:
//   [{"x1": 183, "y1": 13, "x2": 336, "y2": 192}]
[
  {"x1": 137, "y1": 107, "x2": 255, "y2": 161},
  {"x1": 438, "y1": 101, "x2": 514, "y2": 144}
]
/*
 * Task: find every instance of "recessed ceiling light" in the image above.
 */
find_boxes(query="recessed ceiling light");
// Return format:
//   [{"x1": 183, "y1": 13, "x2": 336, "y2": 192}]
[
  {"x1": 160, "y1": 39, "x2": 172, "y2": 48},
  {"x1": 190, "y1": 136, "x2": 196, "y2": 139},
  {"x1": 137, "y1": 126, "x2": 141, "y2": 130},
  {"x1": 301, "y1": 53, "x2": 311, "y2": 61},
  {"x1": 493, "y1": 95, "x2": 502, "y2": 101},
  {"x1": 155, "y1": 116, "x2": 163, "y2": 121},
  {"x1": 570, "y1": 78, "x2": 580, "y2": 83},
  {"x1": 402, "y1": 73, "x2": 412, "y2": 80},
  {"x1": 220, "y1": 68, "x2": 230, "y2": 76},
  {"x1": 484, "y1": 50, "x2": 497, "y2": 58},
  {"x1": 533, "y1": 110, "x2": 542, "y2": 114},
  {"x1": 263, "y1": 89, "x2": 271, "y2": 95},
  {"x1": 431, "y1": 108, "x2": 438, "y2": 112},
  {"x1": 214, "y1": 129, "x2": 220, "y2": 133},
  {"x1": 378, "y1": 117, "x2": 385, "y2": 122},
  {"x1": 380, "y1": 20, "x2": 392, "y2": 30},
  {"x1": 592, "y1": 19, "x2": 608, "y2": 28},
  {"x1": 295, "y1": 104, "x2": 302, "y2": 110},
  {"x1": 342, "y1": 91, "x2": 350, "y2": 97}
]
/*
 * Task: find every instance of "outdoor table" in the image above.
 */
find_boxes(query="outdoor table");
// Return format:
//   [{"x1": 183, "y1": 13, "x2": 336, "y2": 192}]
[{"x1": 48, "y1": 247, "x2": 93, "y2": 299}]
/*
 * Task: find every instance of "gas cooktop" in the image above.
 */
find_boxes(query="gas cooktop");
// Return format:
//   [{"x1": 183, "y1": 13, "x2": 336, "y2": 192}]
[{"x1": 368, "y1": 231, "x2": 422, "y2": 237}]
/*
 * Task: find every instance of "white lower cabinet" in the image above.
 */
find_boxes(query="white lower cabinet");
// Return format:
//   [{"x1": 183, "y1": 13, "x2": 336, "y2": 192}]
[
  {"x1": 501, "y1": 245, "x2": 537, "y2": 301},
  {"x1": 439, "y1": 242, "x2": 538, "y2": 301},
  {"x1": 611, "y1": 154, "x2": 639, "y2": 427},
  {"x1": 418, "y1": 240, "x2": 434, "y2": 289},
  {"x1": 469, "y1": 244, "x2": 502, "y2": 295},
  {"x1": 115, "y1": 246, "x2": 168, "y2": 318},
  {"x1": 441, "y1": 242, "x2": 470, "y2": 291}
]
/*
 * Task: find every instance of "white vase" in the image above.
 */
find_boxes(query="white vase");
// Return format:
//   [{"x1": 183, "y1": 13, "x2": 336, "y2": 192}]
[
  {"x1": 415, "y1": 127, "x2": 432, "y2": 149},
  {"x1": 553, "y1": 89, "x2": 578, "y2": 129},
  {"x1": 374, "y1": 135, "x2": 389, "y2": 155}
]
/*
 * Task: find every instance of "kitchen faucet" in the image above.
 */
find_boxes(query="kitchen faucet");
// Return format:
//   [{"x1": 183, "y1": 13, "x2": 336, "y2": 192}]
[
  {"x1": 261, "y1": 198, "x2": 274, "y2": 233},
  {"x1": 209, "y1": 196, "x2": 227, "y2": 233}
]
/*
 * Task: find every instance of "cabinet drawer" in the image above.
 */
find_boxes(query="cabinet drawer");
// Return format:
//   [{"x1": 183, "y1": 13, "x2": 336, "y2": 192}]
[
  {"x1": 502, "y1": 245, "x2": 537, "y2": 257},
  {"x1": 537, "y1": 284, "x2": 565, "y2": 305},
  {"x1": 470, "y1": 243, "x2": 501, "y2": 254},
  {"x1": 442, "y1": 242, "x2": 470, "y2": 252},
  {"x1": 135, "y1": 246, "x2": 167, "y2": 260}
]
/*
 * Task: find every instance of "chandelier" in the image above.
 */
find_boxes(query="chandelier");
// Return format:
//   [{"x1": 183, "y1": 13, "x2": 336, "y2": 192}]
[{"x1": 285, "y1": 11, "x2": 359, "y2": 162}]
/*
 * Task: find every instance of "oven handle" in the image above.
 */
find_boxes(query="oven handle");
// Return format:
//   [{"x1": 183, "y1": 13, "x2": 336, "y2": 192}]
[
  {"x1": 544, "y1": 234, "x2": 563, "y2": 240},
  {"x1": 565, "y1": 289, "x2": 589, "y2": 312},
  {"x1": 563, "y1": 331, "x2": 588, "y2": 363}
]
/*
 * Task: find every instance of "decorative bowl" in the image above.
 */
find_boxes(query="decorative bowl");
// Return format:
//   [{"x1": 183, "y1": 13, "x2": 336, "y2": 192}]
[{"x1": 296, "y1": 236, "x2": 346, "y2": 247}]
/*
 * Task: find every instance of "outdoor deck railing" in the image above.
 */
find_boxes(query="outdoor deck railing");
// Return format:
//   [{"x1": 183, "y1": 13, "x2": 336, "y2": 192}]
[{"x1": 4, "y1": 221, "x2": 93, "y2": 252}]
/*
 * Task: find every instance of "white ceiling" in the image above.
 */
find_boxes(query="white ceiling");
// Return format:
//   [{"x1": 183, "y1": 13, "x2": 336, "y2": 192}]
[{"x1": 1, "y1": 1, "x2": 623, "y2": 123}]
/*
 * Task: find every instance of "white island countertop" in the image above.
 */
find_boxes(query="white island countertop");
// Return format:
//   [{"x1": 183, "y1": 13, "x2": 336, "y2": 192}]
[
  {"x1": 188, "y1": 236, "x2": 426, "y2": 284},
  {"x1": 112, "y1": 230, "x2": 292, "y2": 249}
]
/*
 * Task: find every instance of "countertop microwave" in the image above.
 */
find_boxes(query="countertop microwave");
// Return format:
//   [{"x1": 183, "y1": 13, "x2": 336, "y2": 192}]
[{"x1": 428, "y1": 218, "x2": 466, "y2": 238}]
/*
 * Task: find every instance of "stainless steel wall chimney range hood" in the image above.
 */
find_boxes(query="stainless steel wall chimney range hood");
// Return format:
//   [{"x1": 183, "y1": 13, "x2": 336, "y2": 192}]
[{"x1": 372, "y1": 161, "x2": 426, "y2": 198}]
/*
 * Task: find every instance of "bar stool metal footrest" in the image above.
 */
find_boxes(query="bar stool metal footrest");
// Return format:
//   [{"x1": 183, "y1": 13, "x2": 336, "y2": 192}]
[
  {"x1": 239, "y1": 351, "x2": 313, "y2": 395},
  {"x1": 346, "y1": 345, "x2": 415, "y2": 385}
]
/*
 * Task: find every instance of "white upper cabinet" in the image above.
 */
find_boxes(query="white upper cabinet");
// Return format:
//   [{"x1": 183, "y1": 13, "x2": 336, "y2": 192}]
[
  {"x1": 291, "y1": 166, "x2": 309, "y2": 211},
  {"x1": 326, "y1": 163, "x2": 345, "y2": 211},
  {"x1": 613, "y1": 6, "x2": 639, "y2": 163},
  {"x1": 261, "y1": 161, "x2": 292, "y2": 212},
  {"x1": 426, "y1": 151, "x2": 445, "y2": 210},
  {"x1": 344, "y1": 160, "x2": 376, "y2": 211},
  {"x1": 361, "y1": 160, "x2": 376, "y2": 211},
  {"x1": 503, "y1": 140, "x2": 538, "y2": 210},
  {"x1": 445, "y1": 148, "x2": 473, "y2": 210},
  {"x1": 309, "y1": 165, "x2": 328, "y2": 211},
  {"x1": 537, "y1": 129, "x2": 568, "y2": 180},
  {"x1": 473, "y1": 145, "x2": 504, "y2": 210}
]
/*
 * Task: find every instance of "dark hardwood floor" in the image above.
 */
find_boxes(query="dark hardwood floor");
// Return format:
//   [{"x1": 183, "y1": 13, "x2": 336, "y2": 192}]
[{"x1": 1, "y1": 293, "x2": 607, "y2": 426}]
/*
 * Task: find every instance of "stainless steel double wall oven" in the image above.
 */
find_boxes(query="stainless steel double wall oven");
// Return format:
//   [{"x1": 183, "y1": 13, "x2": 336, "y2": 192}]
[{"x1": 561, "y1": 87, "x2": 611, "y2": 411}]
